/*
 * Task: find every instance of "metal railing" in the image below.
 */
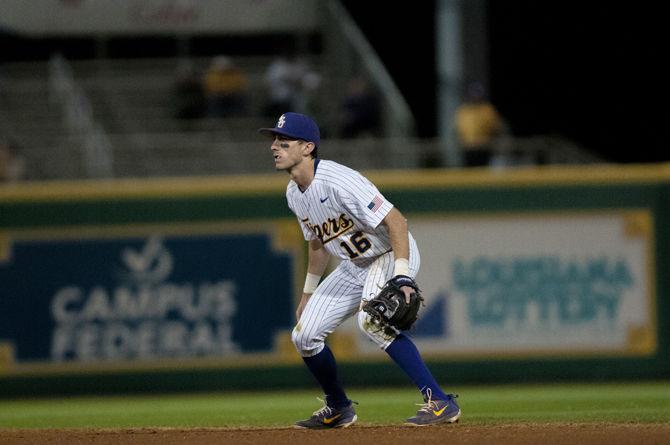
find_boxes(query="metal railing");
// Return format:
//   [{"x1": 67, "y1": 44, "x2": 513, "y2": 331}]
[
  {"x1": 48, "y1": 54, "x2": 114, "y2": 178},
  {"x1": 321, "y1": 0, "x2": 416, "y2": 138}
]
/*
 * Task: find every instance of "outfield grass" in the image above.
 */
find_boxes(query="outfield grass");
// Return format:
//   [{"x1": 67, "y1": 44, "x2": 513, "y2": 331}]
[{"x1": 0, "y1": 381, "x2": 668, "y2": 429}]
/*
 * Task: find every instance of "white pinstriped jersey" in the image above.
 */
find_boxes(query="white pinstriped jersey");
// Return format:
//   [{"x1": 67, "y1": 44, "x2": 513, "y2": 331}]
[
  {"x1": 287, "y1": 159, "x2": 402, "y2": 266},
  {"x1": 288, "y1": 159, "x2": 421, "y2": 354}
]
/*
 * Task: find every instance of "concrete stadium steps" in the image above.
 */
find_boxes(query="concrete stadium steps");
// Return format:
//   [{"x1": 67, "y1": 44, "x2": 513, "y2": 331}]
[
  {"x1": 107, "y1": 136, "x2": 265, "y2": 177},
  {"x1": 103, "y1": 132, "x2": 430, "y2": 178},
  {"x1": 69, "y1": 56, "x2": 289, "y2": 135},
  {"x1": 0, "y1": 63, "x2": 84, "y2": 180},
  {"x1": 1, "y1": 55, "x2": 438, "y2": 180}
]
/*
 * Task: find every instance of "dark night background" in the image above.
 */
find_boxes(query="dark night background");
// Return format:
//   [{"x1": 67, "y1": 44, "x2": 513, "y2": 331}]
[
  {"x1": 2, "y1": 2, "x2": 667, "y2": 164},
  {"x1": 343, "y1": 1, "x2": 668, "y2": 163}
]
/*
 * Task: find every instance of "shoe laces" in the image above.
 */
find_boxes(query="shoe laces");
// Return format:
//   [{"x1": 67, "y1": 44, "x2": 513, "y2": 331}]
[
  {"x1": 313, "y1": 398, "x2": 335, "y2": 418},
  {"x1": 312, "y1": 397, "x2": 358, "y2": 417},
  {"x1": 416, "y1": 388, "x2": 438, "y2": 413},
  {"x1": 416, "y1": 388, "x2": 458, "y2": 413}
]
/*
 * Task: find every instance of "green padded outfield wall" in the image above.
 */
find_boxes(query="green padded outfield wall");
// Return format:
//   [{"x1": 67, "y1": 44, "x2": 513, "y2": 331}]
[{"x1": 0, "y1": 164, "x2": 669, "y2": 396}]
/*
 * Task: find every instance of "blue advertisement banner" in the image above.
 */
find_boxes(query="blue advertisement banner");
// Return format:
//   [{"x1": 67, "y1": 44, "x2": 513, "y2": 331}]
[{"x1": 0, "y1": 229, "x2": 294, "y2": 363}]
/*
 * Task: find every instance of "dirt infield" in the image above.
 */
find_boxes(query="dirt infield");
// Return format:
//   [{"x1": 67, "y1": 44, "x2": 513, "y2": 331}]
[{"x1": 2, "y1": 423, "x2": 669, "y2": 445}]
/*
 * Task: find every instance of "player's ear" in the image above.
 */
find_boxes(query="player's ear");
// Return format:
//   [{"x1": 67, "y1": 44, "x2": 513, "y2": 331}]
[{"x1": 303, "y1": 142, "x2": 315, "y2": 156}]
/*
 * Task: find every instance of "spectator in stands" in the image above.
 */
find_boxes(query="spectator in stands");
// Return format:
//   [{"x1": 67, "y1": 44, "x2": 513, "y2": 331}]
[
  {"x1": 338, "y1": 76, "x2": 382, "y2": 138},
  {"x1": 203, "y1": 56, "x2": 249, "y2": 118},
  {"x1": 0, "y1": 138, "x2": 26, "y2": 182},
  {"x1": 172, "y1": 60, "x2": 206, "y2": 121},
  {"x1": 262, "y1": 51, "x2": 321, "y2": 117},
  {"x1": 454, "y1": 81, "x2": 508, "y2": 167}
]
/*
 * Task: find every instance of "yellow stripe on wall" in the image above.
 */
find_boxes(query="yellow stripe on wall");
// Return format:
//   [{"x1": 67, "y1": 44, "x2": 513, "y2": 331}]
[{"x1": 1, "y1": 163, "x2": 670, "y2": 202}]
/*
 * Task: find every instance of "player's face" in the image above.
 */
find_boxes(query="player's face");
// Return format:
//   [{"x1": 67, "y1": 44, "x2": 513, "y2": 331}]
[{"x1": 270, "y1": 135, "x2": 310, "y2": 171}]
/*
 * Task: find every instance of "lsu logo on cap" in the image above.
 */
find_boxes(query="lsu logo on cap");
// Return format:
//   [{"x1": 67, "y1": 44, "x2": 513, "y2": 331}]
[{"x1": 277, "y1": 114, "x2": 286, "y2": 128}]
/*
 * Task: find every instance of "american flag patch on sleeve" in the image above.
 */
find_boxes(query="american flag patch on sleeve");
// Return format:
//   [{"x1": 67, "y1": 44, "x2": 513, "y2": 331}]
[{"x1": 367, "y1": 195, "x2": 384, "y2": 212}]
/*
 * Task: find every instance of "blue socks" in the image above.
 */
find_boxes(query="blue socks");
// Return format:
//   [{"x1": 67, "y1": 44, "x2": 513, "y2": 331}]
[
  {"x1": 303, "y1": 335, "x2": 448, "y2": 406},
  {"x1": 385, "y1": 333, "x2": 450, "y2": 401},
  {"x1": 302, "y1": 344, "x2": 350, "y2": 408}
]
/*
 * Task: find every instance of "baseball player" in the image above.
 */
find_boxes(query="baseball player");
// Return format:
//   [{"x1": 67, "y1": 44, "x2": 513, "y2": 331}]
[{"x1": 259, "y1": 112, "x2": 460, "y2": 428}]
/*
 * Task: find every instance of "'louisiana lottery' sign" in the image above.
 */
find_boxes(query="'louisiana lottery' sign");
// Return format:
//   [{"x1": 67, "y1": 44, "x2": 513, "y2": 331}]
[{"x1": 356, "y1": 211, "x2": 656, "y2": 357}]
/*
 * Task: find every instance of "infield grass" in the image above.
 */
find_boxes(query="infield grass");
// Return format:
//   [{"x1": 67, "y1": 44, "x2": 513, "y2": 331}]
[{"x1": 0, "y1": 381, "x2": 668, "y2": 429}]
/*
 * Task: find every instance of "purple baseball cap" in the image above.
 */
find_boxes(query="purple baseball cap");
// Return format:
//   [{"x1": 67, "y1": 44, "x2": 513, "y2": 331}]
[{"x1": 258, "y1": 112, "x2": 320, "y2": 147}]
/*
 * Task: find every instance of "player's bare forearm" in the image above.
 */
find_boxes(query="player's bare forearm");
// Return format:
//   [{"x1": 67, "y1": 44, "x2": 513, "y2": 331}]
[
  {"x1": 307, "y1": 238, "x2": 330, "y2": 276},
  {"x1": 296, "y1": 239, "x2": 330, "y2": 320},
  {"x1": 382, "y1": 207, "x2": 410, "y2": 262},
  {"x1": 382, "y1": 208, "x2": 414, "y2": 302}
]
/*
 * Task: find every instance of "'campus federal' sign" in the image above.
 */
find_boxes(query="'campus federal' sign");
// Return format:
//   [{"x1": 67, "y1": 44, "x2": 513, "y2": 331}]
[{"x1": 0, "y1": 224, "x2": 296, "y2": 365}]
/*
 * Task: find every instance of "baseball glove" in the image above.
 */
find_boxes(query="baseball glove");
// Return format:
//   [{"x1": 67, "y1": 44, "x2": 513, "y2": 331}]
[{"x1": 362, "y1": 275, "x2": 424, "y2": 335}]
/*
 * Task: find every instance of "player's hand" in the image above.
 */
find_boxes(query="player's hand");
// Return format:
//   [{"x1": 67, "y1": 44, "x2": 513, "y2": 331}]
[{"x1": 296, "y1": 293, "x2": 311, "y2": 320}]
